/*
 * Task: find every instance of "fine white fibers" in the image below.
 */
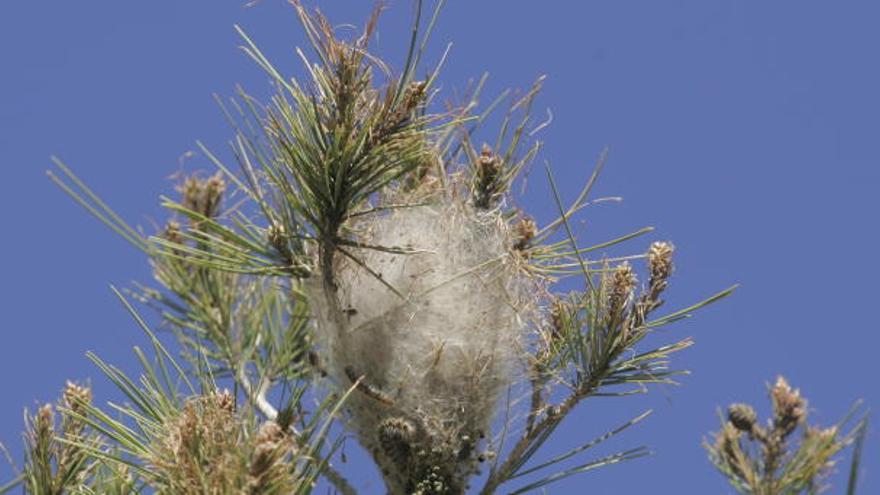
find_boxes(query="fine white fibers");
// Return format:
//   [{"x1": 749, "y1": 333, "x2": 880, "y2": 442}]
[{"x1": 308, "y1": 200, "x2": 533, "y2": 486}]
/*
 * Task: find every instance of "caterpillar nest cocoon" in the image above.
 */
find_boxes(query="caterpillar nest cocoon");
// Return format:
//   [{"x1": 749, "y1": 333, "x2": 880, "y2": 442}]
[{"x1": 308, "y1": 199, "x2": 535, "y2": 492}]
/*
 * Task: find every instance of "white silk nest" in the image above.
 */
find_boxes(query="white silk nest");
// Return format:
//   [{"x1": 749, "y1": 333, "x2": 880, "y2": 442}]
[{"x1": 308, "y1": 200, "x2": 535, "y2": 488}]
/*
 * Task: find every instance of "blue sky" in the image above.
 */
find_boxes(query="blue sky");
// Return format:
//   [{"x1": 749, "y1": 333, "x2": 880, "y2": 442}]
[{"x1": 1, "y1": 1, "x2": 877, "y2": 493}]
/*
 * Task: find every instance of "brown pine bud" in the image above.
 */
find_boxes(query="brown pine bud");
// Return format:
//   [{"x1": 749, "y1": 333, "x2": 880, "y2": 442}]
[
  {"x1": 178, "y1": 173, "x2": 226, "y2": 221},
  {"x1": 36, "y1": 404, "x2": 55, "y2": 438},
  {"x1": 163, "y1": 220, "x2": 184, "y2": 244},
  {"x1": 378, "y1": 417, "x2": 416, "y2": 467},
  {"x1": 214, "y1": 389, "x2": 236, "y2": 414},
  {"x1": 473, "y1": 144, "x2": 503, "y2": 209},
  {"x1": 607, "y1": 262, "x2": 637, "y2": 315},
  {"x1": 770, "y1": 376, "x2": 806, "y2": 437},
  {"x1": 62, "y1": 381, "x2": 92, "y2": 417},
  {"x1": 727, "y1": 403, "x2": 758, "y2": 433},
  {"x1": 647, "y1": 241, "x2": 674, "y2": 282},
  {"x1": 513, "y1": 216, "x2": 537, "y2": 251},
  {"x1": 549, "y1": 299, "x2": 568, "y2": 341}
]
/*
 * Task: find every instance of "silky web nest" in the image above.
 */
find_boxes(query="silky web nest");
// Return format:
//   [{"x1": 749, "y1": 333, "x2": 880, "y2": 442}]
[{"x1": 308, "y1": 198, "x2": 536, "y2": 493}]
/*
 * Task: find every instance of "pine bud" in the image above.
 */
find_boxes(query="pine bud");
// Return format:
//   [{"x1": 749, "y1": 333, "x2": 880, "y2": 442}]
[
  {"x1": 62, "y1": 381, "x2": 92, "y2": 416},
  {"x1": 607, "y1": 262, "x2": 637, "y2": 316},
  {"x1": 513, "y1": 216, "x2": 537, "y2": 251},
  {"x1": 647, "y1": 241, "x2": 674, "y2": 282},
  {"x1": 770, "y1": 376, "x2": 806, "y2": 437},
  {"x1": 378, "y1": 417, "x2": 416, "y2": 467},
  {"x1": 727, "y1": 403, "x2": 758, "y2": 433}
]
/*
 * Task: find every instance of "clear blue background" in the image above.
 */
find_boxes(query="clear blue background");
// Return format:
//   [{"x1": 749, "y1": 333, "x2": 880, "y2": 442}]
[{"x1": 1, "y1": 1, "x2": 877, "y2": 493}]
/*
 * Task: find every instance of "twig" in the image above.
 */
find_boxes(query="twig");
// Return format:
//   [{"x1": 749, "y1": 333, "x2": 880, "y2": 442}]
[
  {"x1": 525, "y1": 363, "x2": 546, "y2": 435},
  {"x1": 481, "y1": 363, "x2": 608, "y2": 494},
  {"x1": 237, "y1": 368, "x2": 278, "y2": 421}
]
